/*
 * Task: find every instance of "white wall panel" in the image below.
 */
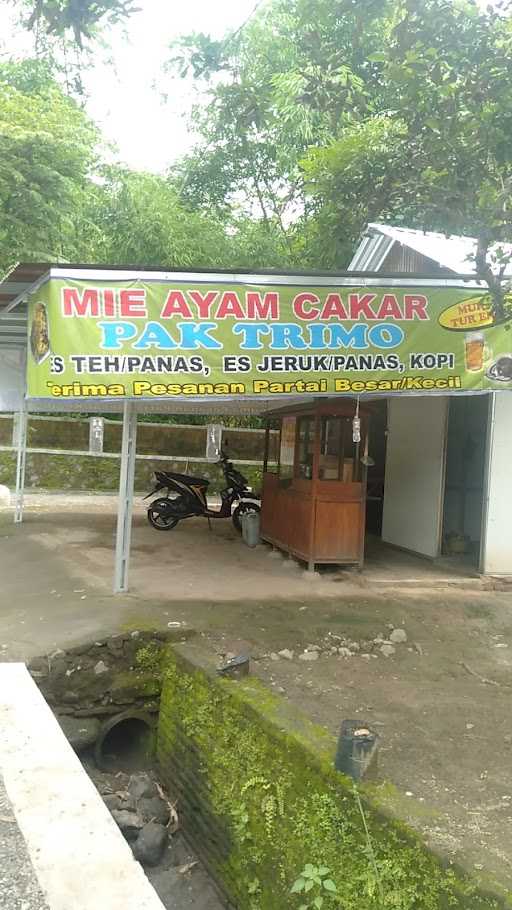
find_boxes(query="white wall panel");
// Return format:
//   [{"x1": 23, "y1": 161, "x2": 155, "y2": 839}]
[
  {"x1": 0, "y1": 347, "x2": 24, "y2": 411},
  {"x1": 382, "y1": 397, "x2": 448, "y2": 558},
  {"x1": 481, "y1": 394, "x2": 512, "y2": 575}
]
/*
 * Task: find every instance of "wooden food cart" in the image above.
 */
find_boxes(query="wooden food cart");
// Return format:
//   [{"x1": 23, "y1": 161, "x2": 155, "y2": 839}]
[{"x1": 261, "y1": 400, "x2": 370, "y2": 570}]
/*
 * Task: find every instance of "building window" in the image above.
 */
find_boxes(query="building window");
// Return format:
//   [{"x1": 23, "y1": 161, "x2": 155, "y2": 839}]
[
  {"x1": 278, "y1": 416, "x2": 296, "y2": 480},
  {"x1": 319, "y1": 416, "x2": 360, "y2": 482},
  {"x1": 296, "y1": 417, "x2": 315, "y2": 479}
]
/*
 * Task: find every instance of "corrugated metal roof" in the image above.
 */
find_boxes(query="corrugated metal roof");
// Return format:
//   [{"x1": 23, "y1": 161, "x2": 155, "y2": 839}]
[{"x1": 349, "y1": 223, "x2": 512, "y2": 275}]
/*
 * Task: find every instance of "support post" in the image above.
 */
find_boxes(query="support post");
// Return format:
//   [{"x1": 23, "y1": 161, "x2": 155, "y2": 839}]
[
  {"x1": 263, "y1": 422, "x2": 270, "y2": 474},
  {"x1": 14, "y1": 400, "x2": 27, "y2": 524},
  {"x1": 480, "y1": 392, "x2": 512, "y2": 575},
  {"x1": 114, "y1": 401, "x2": 137, "y2": 593}
]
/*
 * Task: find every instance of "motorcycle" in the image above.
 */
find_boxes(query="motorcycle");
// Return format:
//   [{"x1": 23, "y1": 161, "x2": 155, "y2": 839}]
[{"x1": 144, "y1": 446, "x2": 261, "y2": 532}]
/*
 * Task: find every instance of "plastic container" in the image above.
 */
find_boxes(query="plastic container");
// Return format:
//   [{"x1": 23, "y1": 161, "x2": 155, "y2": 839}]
[
  {"x1": 334, "y1": 719, "x2": 379, "y2": 780},
  {"x1": 241, "y1": 510, "x2": 260, "y2": 548}
]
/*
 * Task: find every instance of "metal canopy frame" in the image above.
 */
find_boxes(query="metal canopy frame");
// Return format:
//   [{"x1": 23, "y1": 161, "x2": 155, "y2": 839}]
[
  {"x1": 14, "y1": 399, "x2": 27, "y2": 524},
  {"x1": 11, "y1": 394, "x2": 273, "y2": 593},
  {"x1": 0, "y1": 260, "x2": 501, "y2": 594},
  {"x1": 114, "y1": 402, "x2": 137, "y2": 593}
]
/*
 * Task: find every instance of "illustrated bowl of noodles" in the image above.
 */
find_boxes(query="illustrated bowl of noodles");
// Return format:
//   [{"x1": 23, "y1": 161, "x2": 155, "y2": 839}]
[
  {"x1": 486, "y1": 354, "x2": 512, "y2": 383},
  {"x1": 30, "y1": 302, "x2": 50, "y2": 364}
]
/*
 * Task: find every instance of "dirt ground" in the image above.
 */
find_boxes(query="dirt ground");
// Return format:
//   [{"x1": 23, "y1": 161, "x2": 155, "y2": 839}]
[{"x1": 1, "y1": 494, "x2": 512, "y2": 897}]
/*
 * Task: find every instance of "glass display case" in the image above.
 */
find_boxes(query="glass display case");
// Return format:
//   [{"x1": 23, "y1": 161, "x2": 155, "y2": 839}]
[{"x1": 261, "y1": 400, "x2": 370, "y2": 569}]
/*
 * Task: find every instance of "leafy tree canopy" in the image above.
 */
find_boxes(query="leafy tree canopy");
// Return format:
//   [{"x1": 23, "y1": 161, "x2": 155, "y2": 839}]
[
  {"x1": 10, "y1": 0, "x2": 139, "y2": 47},
  {"x1": 0, "y1": 60, "x2": 296, "y2": 275},
  {"x1": 169, "y1": 0, "x2": 512, "y2": 313},
  {"x1": 0, "y1": 59, "x2": 100, "y2": 273}
]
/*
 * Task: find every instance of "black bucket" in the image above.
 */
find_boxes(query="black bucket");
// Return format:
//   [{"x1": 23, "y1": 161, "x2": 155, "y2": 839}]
[{"x1": 335, "y1": 720, "x2": 379, "y2": 780}]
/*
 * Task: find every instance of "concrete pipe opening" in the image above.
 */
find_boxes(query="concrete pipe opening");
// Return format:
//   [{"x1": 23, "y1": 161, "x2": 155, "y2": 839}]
[{"x1": 95, "y1": 711, "x2": 155, "y2": 772}]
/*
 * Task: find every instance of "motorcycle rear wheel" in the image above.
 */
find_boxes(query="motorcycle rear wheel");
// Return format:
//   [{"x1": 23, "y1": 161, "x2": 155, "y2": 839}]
[{"x1": 147, "y1": 499, "x2": 179, "y2": 531}]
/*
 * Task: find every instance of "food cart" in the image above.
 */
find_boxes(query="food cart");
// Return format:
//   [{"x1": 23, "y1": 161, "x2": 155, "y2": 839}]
[{"x1": 261, "y1": 400, "x2": 370, "y2": 570}]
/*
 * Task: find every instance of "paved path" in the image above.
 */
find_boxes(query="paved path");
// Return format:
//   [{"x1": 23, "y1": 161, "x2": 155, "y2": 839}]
[{"x1": 0, "y1": 774, "x2": 49, "y2": 910}]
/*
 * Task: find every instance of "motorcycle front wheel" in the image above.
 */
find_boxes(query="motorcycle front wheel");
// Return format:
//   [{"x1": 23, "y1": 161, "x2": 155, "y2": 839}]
[
  {"x1": 232, "y1": 501, "x2": 261, "y2": 533},
  {"x1": 147, "y1": 498, "x2": 179, "y2": 531}
]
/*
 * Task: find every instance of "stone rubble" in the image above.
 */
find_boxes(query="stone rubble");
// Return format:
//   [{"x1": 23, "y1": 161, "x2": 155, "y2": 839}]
[
  {"x1": 272, "y1": 625, "x2": 411, "y2": 664},
  {"x1": 129, "y1": 773, "x2": 160, "y2": 801},
  {"x1": 133, "y1": 822, "x2": 168, "y2": 866},
  {"x1": 111, "y1": 808, "x2": 144, "y2": 840},
  {"x1": 379, "y1": 643, "x2": 396, "y2": 658},
  {"x1": 101, "y1": 771, "x2": 170, "y2": 866},
  {"x1": 338, "y1": 647, "x2": 353, "y2": 659},
  {"x1": 278, "y1": 649, "x2": 294, "y2": 660}
]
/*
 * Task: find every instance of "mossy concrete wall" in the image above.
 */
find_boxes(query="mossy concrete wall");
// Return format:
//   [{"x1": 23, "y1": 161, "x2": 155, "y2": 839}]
[
  {"x1": 157, "y1": 646, "x2": 509, "y2": 910},
  {"x1": 0, "y1": 451, "x2": 263, "y2": 494},
  {"x1": 0, "y1": 414, "x2": 278, "y2": 459},
  {"x1": 0, "y1": 414, "x2": 275, "y2": 493}
]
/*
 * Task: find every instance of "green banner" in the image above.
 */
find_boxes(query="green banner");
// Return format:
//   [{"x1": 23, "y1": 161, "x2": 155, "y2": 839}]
[{"x1": 26, "y1": 275, "x2": 512, "y2": 401}]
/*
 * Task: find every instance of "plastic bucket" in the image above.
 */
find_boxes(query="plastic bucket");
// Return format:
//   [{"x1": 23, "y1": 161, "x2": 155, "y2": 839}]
[
  {"x1": 334, "y1": 719, "x2": 379, "y2": 780},
  {"x1": 241, "y1": 510, "x2": 260, "y2": 547}
]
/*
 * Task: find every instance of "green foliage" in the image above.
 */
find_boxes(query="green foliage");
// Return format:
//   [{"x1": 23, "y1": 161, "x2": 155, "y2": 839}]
[
  {"x1": 300, "y1": 0, "x2": 512, "y2": 290},
  {"x1": 157, "y1": 651, "x2": 505, "y2": 910},
  {"x1": 300, "y1": 117, "x2": 409, "y2": 266},
  {"x1": 291, "y1": 864, "x2": 338, "y2": 910},
  {"x1": 168, "y1": 0, "x2": 512, "y2": 292},
  {"x1": 0, "y1": 59, "x2": 100, "y2": 273},
  {"x1": 5, "y1": 0, "x2": 512, "y2": 299},
  {"x1": 91, "y1": 167, "x2": 233, "y2": 268},
  {"x1": 0, "y1": 57, "x2": 297, "y2": 276},
  {"x1": 166, "y1": 0, "x2": 391, "y2": 255},
  {"x1": 0, "y1": 450, "x2": 263, "y2": 495},
  {"x1": 12, "y1": 0, "x2": 139, "y2": 47},
  {"x1": 135, "y1": 642, "x2": 164, "y2": 674}
]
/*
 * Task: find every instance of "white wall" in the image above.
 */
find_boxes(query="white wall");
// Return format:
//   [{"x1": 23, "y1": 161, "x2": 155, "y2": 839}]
[
  {"x1": 481, "y1": 394, "x2": 512, "y2": 575},
  {"x1": 0, "y1": 346, "x2": 24, "y2": 411},
  {"x1": 382, "y1": 397, "x2": 448, "y2": 558}
]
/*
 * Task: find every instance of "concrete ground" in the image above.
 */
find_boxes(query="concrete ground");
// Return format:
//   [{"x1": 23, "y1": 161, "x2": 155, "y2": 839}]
[
  {"x1": 0, "y1": 492, "x2": 487, "y2": 664},
  {"x1": 2, "y1": 494, "x2": 512, "y2": 899}
]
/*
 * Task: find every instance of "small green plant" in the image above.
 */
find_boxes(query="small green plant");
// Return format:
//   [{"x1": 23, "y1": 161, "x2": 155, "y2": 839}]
[
  {"x1": 135, "y1": 642, "x2": 163, "y2": 674},
  {"x1": 240, "y1": 775, "x2": 286, "y2": 836},
  {"x1": 290, "y1": 864, "x2": 338, "y2": 909},
  {"x1": 353, "y1": 785, "x2": 385, "y2": 905},
  {"x1": 231, "y1": 802, "x2": 251, "y2": 843}
]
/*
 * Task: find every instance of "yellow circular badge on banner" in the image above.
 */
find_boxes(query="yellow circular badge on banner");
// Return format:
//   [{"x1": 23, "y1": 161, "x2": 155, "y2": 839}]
[{"x1": 438, "y1": 296, "x2": 493, "y2": 331}]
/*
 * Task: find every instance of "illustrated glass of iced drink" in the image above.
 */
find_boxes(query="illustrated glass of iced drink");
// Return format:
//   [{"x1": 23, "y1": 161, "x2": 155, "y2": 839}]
[{"x1": 465, "y1": 332, "x2": 485, "y2": 372}]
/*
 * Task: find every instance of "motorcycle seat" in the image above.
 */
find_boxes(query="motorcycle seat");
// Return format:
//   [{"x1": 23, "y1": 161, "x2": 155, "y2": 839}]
[{"x1": 163, "y1": 471, "x2": 210, "y2": 488}]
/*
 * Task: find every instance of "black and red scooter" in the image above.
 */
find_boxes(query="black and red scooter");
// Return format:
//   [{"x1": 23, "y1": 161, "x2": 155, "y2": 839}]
[{"x1": 144, "y1": 446, "x2": 260, "y2": 532}]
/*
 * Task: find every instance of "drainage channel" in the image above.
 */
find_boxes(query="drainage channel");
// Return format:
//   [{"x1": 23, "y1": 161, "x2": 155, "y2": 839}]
[
  {"x1": 26, "y1": 632, "x2": 227, "y2": 910},
  {"x1": 81, "y1": 750, "x2": 225, "y2": 910}
]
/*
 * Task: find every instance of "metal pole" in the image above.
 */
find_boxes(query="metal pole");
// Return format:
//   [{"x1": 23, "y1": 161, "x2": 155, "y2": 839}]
[
  {"x1": 114, "y1": 401, "x2": 137, "y2": 593},
  {"x1": 479, "y1": 392, "x2": 495, "y2": 575},
  {"x1": 14, "y1": 399, "x2": 27, "y2": 524}
]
